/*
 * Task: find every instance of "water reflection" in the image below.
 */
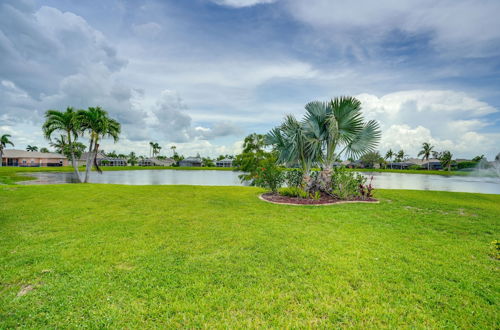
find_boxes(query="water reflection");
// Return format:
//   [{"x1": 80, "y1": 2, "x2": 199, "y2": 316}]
[{"x1": 19, "y1": 169, "x2": 500, "y2": 194}]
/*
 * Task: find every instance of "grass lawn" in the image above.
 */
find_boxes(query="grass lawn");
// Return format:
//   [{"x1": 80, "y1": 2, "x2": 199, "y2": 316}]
[{"x1": 1, "y1": 184, "x2": 498, "y2": 327}]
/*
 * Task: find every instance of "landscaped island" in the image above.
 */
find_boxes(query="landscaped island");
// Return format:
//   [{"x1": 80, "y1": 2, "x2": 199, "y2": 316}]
[{"x1": 1, "y1": 184, "x2": 498, "y2": 328}]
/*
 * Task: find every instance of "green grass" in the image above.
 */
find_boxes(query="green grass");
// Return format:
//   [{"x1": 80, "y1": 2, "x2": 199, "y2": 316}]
[{"x1": 0, "y1": 185, "x2": 498, "y2": 328}]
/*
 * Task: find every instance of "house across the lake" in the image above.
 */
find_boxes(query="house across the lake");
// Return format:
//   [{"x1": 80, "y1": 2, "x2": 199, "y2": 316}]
[
  {"x1": 138, "y1": 157, "x2": 176, "y2": 166},
  {"x1": 1, "y1": 149, "x2": 68, "y2": 167},
  {"x1": 78, "y1": 152, "x2": 127, "y2": 167},
  {"x1": 216, "y1": 158, "x2": 233, "y2": 168},
  {"x1": 179, "y1": 156, "x2": 202, "y2": 167}
]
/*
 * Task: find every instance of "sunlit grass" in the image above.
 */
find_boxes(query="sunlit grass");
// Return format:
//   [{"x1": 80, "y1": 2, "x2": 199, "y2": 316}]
[{"x1": 0, "y1": 185, "x2": 498, "y2": 327}]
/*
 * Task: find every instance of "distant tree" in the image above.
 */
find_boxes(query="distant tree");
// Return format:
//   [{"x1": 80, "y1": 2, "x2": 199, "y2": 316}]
[
  {"x1": 234, "y1": 133, "x2": 275, "y2": 182},
  {"x1": 395, "y1": 150, "x2": 407, "y2": 169},
  {"x1": 202, "y1": 157, "x2": 214, "y2": 167},
  {"x1": 50, "y1": 135, "x2": 85, "y2": 160},
  {"x1": 170, "y1": 145, "x2": 177, "y2": 157},
  {"x1": 438, "y1": 150, "x2": 454, "y2": 171},
  {"x1": 43, "y1": 107, "x2": 84, "y2": 182},
  {"x1": 360, "y1": 151, "x2": 383, "y2": 169},
  {"x1": 0, "y1": 134, "x2": 14, "y2": 167},
  {"x1": 26, "y1": 145, "x2": 38, "y2": 152},
  {"x1": 128, "y1": 152, "x2": 138, "y2": 166},
  {"x1": 472, "y1": 155, "x2": 485, "y2": 162},
  {"x1": 106, "y1": 150, "x2": 118, "y2": 158},
  {"x1": 39, "y1": 147, "x2": 50, "y2": 153},
  {"x1": 385, "y1": 149, "x2": 394, "y2": 169},
  {"x1": 418, "y1": 142, "x2": 435, "y2": 170}
]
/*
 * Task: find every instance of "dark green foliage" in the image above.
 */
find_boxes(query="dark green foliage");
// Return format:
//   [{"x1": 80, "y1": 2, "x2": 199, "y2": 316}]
[
  {"x1": 253, "y1": 158, "x2": 284, "y2": 193},
  {"x1": 409, "y1": 164, "x2": 422, "y2": 170},
  {"x1": 279, "y1": 187, "x2": 309, "y2": 198},
  {"x1": 360, "y1": 151, "x2": 383, "y2": 168},
  {"x1": 457, "y1": 161, "x2": 478, "y2": 169},
  {"x1": 331, "y1": 167, "x2": 366, "y2": 200},
  {"x1": 284, "y1": 169, "x2": 304, "y2": 188}
]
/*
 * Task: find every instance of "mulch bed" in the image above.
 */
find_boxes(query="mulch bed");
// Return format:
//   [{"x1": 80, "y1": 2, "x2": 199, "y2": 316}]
[{"x1": 260, "y1": 192, "x2": 378, "y2": 205}]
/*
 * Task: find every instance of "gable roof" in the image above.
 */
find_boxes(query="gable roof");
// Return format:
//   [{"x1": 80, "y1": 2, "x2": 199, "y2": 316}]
[{"x1": 2, "y1": 149, "x2": 66, "y2": 159}]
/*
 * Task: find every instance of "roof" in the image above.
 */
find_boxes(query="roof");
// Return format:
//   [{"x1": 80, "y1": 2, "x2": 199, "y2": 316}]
[
  {"x1": 1, "y1": 149, "x2": 66, "y2": 159},
  {"x1": 141, "y1": 158, "x2": 175, "y2": 166},
  {"x1": 79, "y1": 151, "x2": 106, "y2": 160},
  {"x1": 217, "y1": 158, "x2": 233, "y2": 162}
]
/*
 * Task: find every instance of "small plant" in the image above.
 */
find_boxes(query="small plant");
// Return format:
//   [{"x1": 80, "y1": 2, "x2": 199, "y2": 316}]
[
  {"x1": 358, "y1": 176, "x2": 375, "y2": 200},
  {"x1": 489, "y1": 240, "x2": 500, "y2": 260},
  {"x1": 279, "y1": 187, "x2": 308, "y2": 198},
  {"x1": 284, "y1": 169, "x2": 304, "y2": 188},
  {"x1": 310, "y1": 191, "x2": 321, "y2": 200},
  {"x1": 254, "y1": 158, "x2": 284, "y2": 193},
  {"x1": 331, "y1": 167, "x2": 366, "y2": 200}
]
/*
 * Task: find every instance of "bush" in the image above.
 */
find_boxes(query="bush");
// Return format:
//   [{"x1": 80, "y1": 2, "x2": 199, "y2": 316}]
[
  {"x1": 359, "y1": 176, "x2": 374, "y2": 200},
  {"x1": 409, "y1": 164, "x2": 421, "y2": 170},
  {"x1": 457, "y1": 161, "x2": 478, "y2": 170},
  {"x1": 279, "y1": 187, "x2": 308, "y2": 198},
  {"x1": 284, "y1": 169, "x2": 303, "y2": 188},
  {"x1": 331, "y1": 167, "x2": 366, "y2": 200},
  {"x1": 253, "y1": 159, "x2": 284, "y2": 193}
]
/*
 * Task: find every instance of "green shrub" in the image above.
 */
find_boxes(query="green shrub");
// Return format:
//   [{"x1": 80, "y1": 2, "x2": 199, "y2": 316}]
[
  {"x1": 279, "y1": 187, "x2": 308, "y2": 198},
  {"x1": 409, "y1": 164, "x2": 421, "y2": 170},
  {"x1": 284, "y1": 169, "x2": 304, "y2": 188},
  {"x1": 331, "y1": 167, "x2": 366, "y2": 200},
  {"x1": 457, "y1": 161, "x2": 478, "y2": 170},
  {"x1": 253, "y1": 159, "x2": 284, "y2": 193},
  {"x1": 310, "y1": 191, "x2": 321, "y2": 200}
]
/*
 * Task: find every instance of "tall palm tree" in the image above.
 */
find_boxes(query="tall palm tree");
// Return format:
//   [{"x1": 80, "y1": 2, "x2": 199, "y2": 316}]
[
  {"x1": 302, "y1": 97, "x2": 381, "y2": 170},
  {"x1": 79, "y1": 107, "x2": 121, "y2": 183},
  {"x1": 153, "y1": 143, "x2": 161, "y2": 157},
  {"x1": 395, "y1": 150, "x2": 406, "y2": 169},
  {"x1": 438, "y1": 150, "x2": 453, "y2": 171},
  {"x1": 418, "y1": 142, "x2": 434, "y2": 170},
  {"x1": 128, "y1": 151, "x2": 138, "y2": 166},
  {"x1": 0, "y1": 134, "x2": 14, "y2": 167},
  {"x1": 26, "y1": 145, "x2": 38, "y2": 152},
  {"x1": 170, "y1": 145, "x2": 177, "y2": 157},
  {"x1": 149, "y1": 141, "x2": 154, "y2": 158},
  {"x1": 385, "y1": 149, "x2": 394, "y2": 169},
  {"x1": 43, "y1": 107, "x2": 83, "y2": 182}
]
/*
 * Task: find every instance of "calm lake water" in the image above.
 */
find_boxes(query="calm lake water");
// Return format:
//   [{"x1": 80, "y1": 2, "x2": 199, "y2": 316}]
[{"x1": 19, "y1": 169, "x2": 500, "y2": 194}]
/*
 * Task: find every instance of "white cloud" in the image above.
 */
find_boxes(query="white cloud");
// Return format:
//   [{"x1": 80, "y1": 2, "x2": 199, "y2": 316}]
[
  {"x1": 211, "y1": 0, "x2": 277, "y2": 8},
  {"x1": 132, "y1": 22, "x2": 162, "y2": 38},
  {"x1": 358, "y1": 90, "x2": 500, "y2": 158}
]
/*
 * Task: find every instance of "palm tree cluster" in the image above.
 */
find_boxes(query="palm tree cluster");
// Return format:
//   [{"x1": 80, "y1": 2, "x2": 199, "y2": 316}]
[
  {"x1": 418, "y1": 142, "x2": 435, "y2": 170},
  {"x1": 0, "y1": 134, "x2": 15, "y2": 167},
  {"x1": 149, "y1": 142, "x2": 162, "y2": 157},
  {"x1": 43, "y1": 106, "x2": 121, "y2": 183},
  {"x1": 266, "y1": 96, "x2": 381, "y2": 191},
  {"x1": 26, "y1": 145, "x2": 38, "y2": 152}
]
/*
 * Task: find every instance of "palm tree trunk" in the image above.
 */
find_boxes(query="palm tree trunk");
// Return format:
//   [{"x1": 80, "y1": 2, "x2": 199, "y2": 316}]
[
  {"x1": 67, "y1": 132, "x2": 82, "y2": 183},
  {"x1": 84, "y1": 137, "x2": 94, "y2": 183}
]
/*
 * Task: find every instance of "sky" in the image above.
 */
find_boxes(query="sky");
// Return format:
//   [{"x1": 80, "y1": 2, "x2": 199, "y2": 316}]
[{"x1": 1, "y1": 0, "x2": 499, "y2": 159}]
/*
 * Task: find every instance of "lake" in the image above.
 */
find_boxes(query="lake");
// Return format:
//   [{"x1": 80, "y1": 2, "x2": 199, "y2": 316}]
[{"x1": 19, "y1": 170, "x2": 500, "y2": 194}]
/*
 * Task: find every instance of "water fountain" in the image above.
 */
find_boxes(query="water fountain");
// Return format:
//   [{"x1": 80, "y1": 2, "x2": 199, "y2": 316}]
[{"x1": 473, "y1": 153, "x2": 500, "y2": 177}]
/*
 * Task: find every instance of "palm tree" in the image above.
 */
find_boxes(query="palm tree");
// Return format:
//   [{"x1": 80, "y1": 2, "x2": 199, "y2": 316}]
[
  {"x1": 50, "y1": 135, "x2": 86, "y2": 160},
  {"x1": 128, "y1": 151, "x2": 138, "y2": 166},
  {"x1": 78, "y1": 107, "x2": 121, "y2": 183},
  {"x1": 171, "y1": 145, "x2": 177, "y2": 157},
  {"x1": 43, "y1": 107, "x2": 83, "y2": 182},
  {"x1": 149, "y1": 141, "x2": 154, "y2": 158},
  {"x1": 302, "y1": 97, "x2": 381, "y2": 170},
  {"x1": 418, "y1": 142, "x2": 435, "y2": 170},
  {"x1": 40, "y1": 147, "x2": 50, "y2": 153},
  {"x1": 267, "y1": 97, "x2": 381, "y2": 190},
  {"x1": 385, "y1": 149, "x2": 394, "y2": 169},
  {"x1": 153, "y1": 143, "x2": 161, "y2": 157},
  {"x1": 26, "y1": 145, "x2": 38, "y2": 152},
  {"x1": 0, "y1": 134, "x2": 14, "y2": 167},
  {"x1": 395, "y1": 150, "x2": 406, "y2": 169},
  {"x1": 438, "y1": 150, "x2": 453, "y2": 171}
]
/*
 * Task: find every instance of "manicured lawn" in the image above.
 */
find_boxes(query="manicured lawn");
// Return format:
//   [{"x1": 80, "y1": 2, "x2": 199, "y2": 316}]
[{"x1": 0, "y1": 185, "x2": 498, "y2": 327}]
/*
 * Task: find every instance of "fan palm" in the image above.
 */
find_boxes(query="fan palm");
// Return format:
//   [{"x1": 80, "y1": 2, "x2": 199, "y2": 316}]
[
  {"x1": 79, "y1": 107, "x2": 121, "y2": 183},
  {"x1": 43, "y1": 107, "x2": 83, "y2": 182},
  {"x1": 418, "y1": 142, "x2": 435, "y2": 170},
  {"x1": 385, "y1": 149, "x2": 394, "y2": 169},
  {"x1": 302, "y1": 97, "x2": 381, "y2": 170},
  {"x1": 0, "y1": 134, "x2": 15, "y2": 167},
  {"x1": 26, "y1": 145, "x2": 38, "y2": 152}
]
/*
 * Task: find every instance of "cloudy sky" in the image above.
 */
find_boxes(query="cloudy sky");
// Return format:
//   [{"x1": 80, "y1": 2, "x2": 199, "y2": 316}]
[{"x1": 1, "y1": 0, "x2": 499, "y2": 159}]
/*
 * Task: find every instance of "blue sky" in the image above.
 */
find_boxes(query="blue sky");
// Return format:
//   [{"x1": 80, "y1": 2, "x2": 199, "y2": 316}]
[{"x1": 1, "y1": 0, "x2": 499, "y2": 158}]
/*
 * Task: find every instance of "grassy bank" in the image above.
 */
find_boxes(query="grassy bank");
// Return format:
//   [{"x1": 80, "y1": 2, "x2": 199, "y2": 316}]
[
  {"x1": 1, "y1": 185, "x2": 498, "y2": 328},
  {"x1": 0, "y1": 166, "x2": 235, "y2": 184}
]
